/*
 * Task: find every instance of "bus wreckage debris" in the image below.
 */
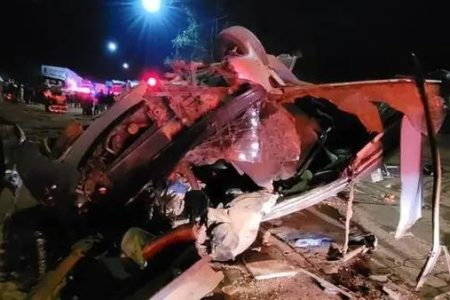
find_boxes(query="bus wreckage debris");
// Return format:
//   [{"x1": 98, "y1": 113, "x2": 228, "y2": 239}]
[{"x1": 0, "y1": 26, "x2": 447, "y2": 298}]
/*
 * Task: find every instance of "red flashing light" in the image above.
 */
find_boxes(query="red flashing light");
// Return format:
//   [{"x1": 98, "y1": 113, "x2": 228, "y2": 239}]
[
  {"x1": 98, "y1": 187, "x2": 108, "y2": 195},
  {"x1": 74, "y1": 87, "x2": 92, "y2": 94},
  {"x1": 147, "y1": 77, "x2": 157, "y2": 87}
]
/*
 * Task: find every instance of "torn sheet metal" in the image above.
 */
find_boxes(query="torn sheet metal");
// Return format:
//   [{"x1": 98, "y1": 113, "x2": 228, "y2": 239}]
[
  {"x1": 395, "y1": 116, "x2": 423, "y2": 239},
  {"x1": 279, "y1": 79, "x2": 445, "y2": 135},
  {"x1": 228, "y1": 56, "x2": 275, "y2": 92},
  {"x1": 263, "y1": 177, "x2": 349, "y2": 221},
  {"x1": 150, "y1": 257, "x2": 224, "y2": 300},
  {"x1": 265, "y1": 131, "x2": 385, "y2": 222},
  {"x1": 267, "y1": 54, "x2": 310, "y2": 85},
  {"x1": 60, "y1": 82, "x2": 149, "y2": 166}
]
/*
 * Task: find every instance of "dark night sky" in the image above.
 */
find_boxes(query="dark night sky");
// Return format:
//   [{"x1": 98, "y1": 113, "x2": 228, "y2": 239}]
[{"x1": 0, "y1": 0, "x2": 448, "y2": 83}]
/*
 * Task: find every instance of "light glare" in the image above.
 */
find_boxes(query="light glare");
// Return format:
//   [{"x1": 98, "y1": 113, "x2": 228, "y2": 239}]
[
  {"x1": 107, "y1": 41, "x2": 118, "y2": 52},
  {"x1": 147, "y1": 77, "x2": 157, "y2": 86},
  {"x1": 142, "y1": 0, "x2": 161, "y2": 13}
]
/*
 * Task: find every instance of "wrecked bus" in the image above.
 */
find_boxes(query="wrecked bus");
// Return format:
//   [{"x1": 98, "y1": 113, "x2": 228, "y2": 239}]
[{"x1": 0, "y1": 26, "x2": 447, "y2": 298}]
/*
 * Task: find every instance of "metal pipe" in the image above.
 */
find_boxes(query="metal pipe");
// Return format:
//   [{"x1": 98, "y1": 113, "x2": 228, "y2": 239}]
[
  {"x1": 412, "y1": 53, "x2": 443, "y2": 290},
  {"x1": 142, "y1": 223, "x2": 201, "y2": 261}
]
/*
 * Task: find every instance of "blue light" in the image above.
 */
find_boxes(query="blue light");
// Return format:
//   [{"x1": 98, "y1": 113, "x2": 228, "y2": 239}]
[
  {"x1": 107, "y1": 41, "x2": 118, "y2": 52},
  {"x1": 142, "y1": 0, "x2": 161, "y2": 13},
  {"x1": 121, "y1": 0, "x2": 172, "y2": 38}
]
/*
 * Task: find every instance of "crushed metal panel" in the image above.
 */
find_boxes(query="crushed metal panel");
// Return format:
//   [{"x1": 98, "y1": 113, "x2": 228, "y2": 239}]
[
  {"x1": 228, "y1": 56, "x2": 275, "y2": 92},
  {"x1": 395, "y1": 116, "x2": 424, "y2": 238},
  {"x1": 279, "y1": 79, "x2": 445, "y2": 134},
  {"x1": 349, "y1": 132, "x2": 384, "y2": 175},
  {"x1": 267, "y1": 54, "x2": 310, "y2": 85},
  {"x1": 263, "y1": 177, "x2": 349, "y2": 221},
  {"x1": 60, "y1": 82, "x2": 149, "y2": 166},
  {"x1": 264, "y1": 132, "x2": 384, "y2": 221},
  {"x1": 150, "y1": 258, "x2": 224, "y2": 300}
]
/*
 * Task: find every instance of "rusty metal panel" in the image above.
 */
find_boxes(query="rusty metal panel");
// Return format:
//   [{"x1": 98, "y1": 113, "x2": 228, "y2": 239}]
[{"x1": 279, "y1": 79, "x2": 445, "y2": 134}]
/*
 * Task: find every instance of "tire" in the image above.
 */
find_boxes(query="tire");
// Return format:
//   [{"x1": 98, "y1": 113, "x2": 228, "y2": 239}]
[{"x1": 219, "y1": 26, "x2": 269, "y2": 65}]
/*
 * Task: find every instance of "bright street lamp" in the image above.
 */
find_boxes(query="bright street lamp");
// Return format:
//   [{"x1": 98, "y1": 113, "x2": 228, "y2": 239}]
[
  {"x1": 122, "y1": 62, "x2": 130, "y2": 69},
  {"x1": 142, "y1": 0, "x2": 161, "y2": 13},
  {"x1": 107, "y1": 41, "x2": 118, "y2": 53}
]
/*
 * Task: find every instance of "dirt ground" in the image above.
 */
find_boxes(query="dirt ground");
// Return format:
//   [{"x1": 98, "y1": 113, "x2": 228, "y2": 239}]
[{"x1": 1, "y1": 101, "x2": 450, "y2": 299}]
